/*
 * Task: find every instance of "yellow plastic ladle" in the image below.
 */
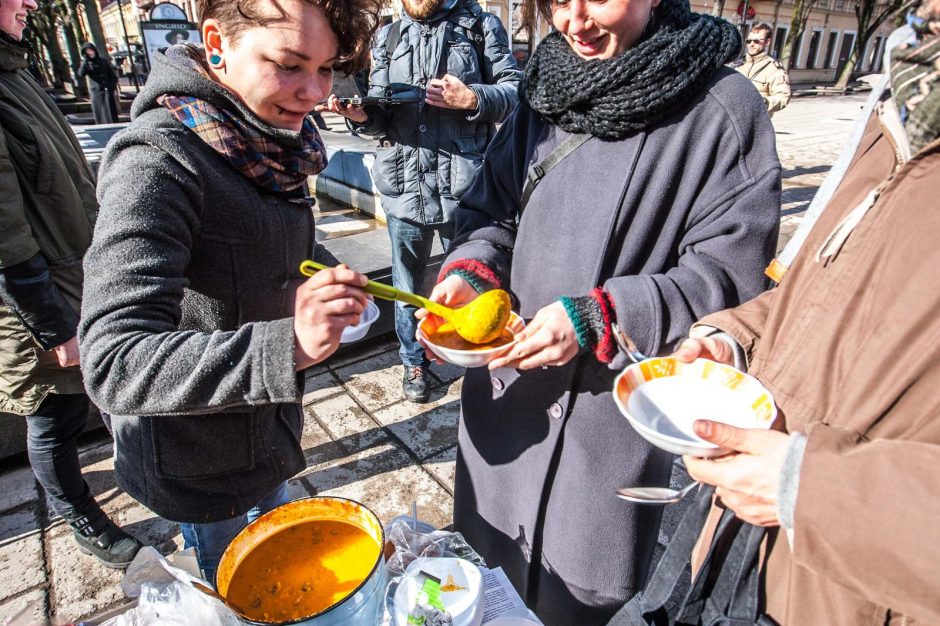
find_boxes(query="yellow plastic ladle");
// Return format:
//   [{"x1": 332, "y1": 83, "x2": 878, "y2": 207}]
[{"x1": 299, "y1": 260, "x2": 512, "y2": 344}]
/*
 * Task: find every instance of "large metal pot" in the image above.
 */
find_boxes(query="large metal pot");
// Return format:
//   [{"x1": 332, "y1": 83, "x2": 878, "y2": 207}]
[{"x1": 215, "y1": 497, "x2": 386, "y2": 625}]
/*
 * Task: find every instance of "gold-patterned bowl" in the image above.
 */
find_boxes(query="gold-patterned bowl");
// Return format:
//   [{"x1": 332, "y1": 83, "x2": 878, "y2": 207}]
[{"x1": 613, "y1": 357, "x2": 776, "y2": 457}]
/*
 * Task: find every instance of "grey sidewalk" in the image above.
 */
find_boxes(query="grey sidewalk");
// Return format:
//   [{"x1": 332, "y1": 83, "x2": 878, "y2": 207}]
[{"x1": 0, "y1": 94, "x2": 868, "y2": 623}]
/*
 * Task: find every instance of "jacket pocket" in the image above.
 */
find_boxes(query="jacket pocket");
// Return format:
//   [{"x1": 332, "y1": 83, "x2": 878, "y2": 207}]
[
  {"x1": 447, "y1": 43, "x2": 481, "y2": 84},
  {"x1": 151, "y1": 413, "x2": 255, "y2": 480},
  {"x1": 448, "y1": 135, "x2": 486, "y2": 199},
  {"x1": 373, "y1": 144, "x2": 404, "y2": 197}
]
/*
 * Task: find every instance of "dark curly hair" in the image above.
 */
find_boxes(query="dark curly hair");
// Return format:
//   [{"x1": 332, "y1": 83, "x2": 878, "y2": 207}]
[{"x1": 196, "y1": 0, "x2": 381, "y2": 74}]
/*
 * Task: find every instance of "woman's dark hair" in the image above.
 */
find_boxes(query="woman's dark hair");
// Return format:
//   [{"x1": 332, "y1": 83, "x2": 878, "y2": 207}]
[{"x1": 196, "y1": 0, "x2": 381, "y2": 73}]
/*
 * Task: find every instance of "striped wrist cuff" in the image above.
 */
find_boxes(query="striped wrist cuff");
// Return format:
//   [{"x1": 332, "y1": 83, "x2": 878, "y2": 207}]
[
  {"x1": 558, "y1": 288, "x2": 618, "y2": 363},
  {"x1": 439, "y1": 259, "x2": 501, "y2": 294}
]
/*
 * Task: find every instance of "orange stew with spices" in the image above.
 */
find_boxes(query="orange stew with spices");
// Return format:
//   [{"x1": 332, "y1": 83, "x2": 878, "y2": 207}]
[
  {"x1": 428, "y1": 326, "x2": 514, "y2": 351},
  {"x1": 225, "y1": 520, "x2": 381, "y2": 623}
]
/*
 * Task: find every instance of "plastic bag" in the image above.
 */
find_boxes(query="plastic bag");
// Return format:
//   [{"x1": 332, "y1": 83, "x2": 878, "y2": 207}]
[
  {"x1": 103, "y1": 547, "x2": 240, "y2": 626},
  {"x1": 382, "y1": 516, "x2": 486, "y2": 626},
  {"x1": 384, "y1": 516, "x2": 485, "y2": 580}
]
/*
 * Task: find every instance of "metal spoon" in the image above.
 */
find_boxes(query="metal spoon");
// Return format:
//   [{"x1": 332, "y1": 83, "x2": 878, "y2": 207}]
[
  {"x1": 192, "y1": 581, "x2": 248, "y2": 617},
  {"x1": 612, "y1": 323, "x2": 648, "y2": 363},
  {"x1": 616, "y1": 481, "x2": 700, "y2": 505}
]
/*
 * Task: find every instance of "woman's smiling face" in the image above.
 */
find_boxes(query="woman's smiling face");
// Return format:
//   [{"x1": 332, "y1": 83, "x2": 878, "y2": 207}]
[
  {"x1": 552, "y1": 0, "x2": 659, "y2": 60},
  {"x1": 205, "y1": 0, "x2": 338, "y2": 131},
  {"x1": 0, "y1": 0, "x2": 38, "y2": 41}
]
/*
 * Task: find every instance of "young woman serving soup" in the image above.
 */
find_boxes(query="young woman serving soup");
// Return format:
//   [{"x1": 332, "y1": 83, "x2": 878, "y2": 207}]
[
  {"x1": 422, "y1": 0, "x2": 781, "y2": 621},
  {"x1": 78, "y1": 0, "x2": 381, "y2": 582}
]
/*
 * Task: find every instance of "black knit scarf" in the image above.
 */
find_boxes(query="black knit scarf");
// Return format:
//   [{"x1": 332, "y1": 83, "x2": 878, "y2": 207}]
[{"x1": 523, "y1": 0, "x2": 741, "y2": 139}]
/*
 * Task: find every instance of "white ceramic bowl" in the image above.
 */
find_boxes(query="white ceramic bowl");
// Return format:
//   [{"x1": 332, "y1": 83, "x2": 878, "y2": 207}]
[
  {"x1": 340, "y1": 299, "x2": 380, "y2": 343},
  {"x1": 612, "y1": 357, "x2": 776, "y2": 457},
  {"x1": 418, "y1": 312, "x2": 525, "y2": 368}
]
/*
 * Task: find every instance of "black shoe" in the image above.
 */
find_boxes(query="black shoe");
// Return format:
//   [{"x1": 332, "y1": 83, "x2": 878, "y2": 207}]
[
  {"x1": 402, "y1": 366, "x2": 431, "y2": 404},
  {"x1": 70, "y1": 513, "x2": 144, "y2": 569}
]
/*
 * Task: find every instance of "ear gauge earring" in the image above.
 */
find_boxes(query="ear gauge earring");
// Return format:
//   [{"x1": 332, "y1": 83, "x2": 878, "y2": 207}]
[{"x1": 209, "y1": 53, "x2": 223, "y2": 66}]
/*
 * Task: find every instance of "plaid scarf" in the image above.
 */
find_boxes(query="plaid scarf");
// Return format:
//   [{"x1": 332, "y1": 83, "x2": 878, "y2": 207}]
[
  {"x1": 892, "y1": 6, "x2": 940, "y2": 153},
  {"x1": 161, "y1": 94, "x2": 328, "y2": 192}
]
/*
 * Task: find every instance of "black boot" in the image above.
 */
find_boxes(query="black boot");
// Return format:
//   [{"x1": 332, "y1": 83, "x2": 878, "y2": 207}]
[
  {"x1": 402, "y1": 365, "x2": 430, "y2": 404},
  {"x1": 70, "y1": 513, "x2": 144, "y2": 569}
]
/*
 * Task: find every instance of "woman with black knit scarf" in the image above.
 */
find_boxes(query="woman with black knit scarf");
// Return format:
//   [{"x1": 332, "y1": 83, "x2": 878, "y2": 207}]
[{"x1": 423, "y1": 0, "x2": 782, "y2": 622}]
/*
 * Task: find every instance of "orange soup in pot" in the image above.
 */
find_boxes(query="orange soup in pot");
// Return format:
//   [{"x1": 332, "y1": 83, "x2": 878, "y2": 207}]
[{"x1": 225, "y1": 519, "x2": 381, "y2": 623}]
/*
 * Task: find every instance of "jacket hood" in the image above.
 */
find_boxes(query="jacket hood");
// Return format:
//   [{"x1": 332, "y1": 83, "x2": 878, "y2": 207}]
[
  {"x1": 81, "y1": 42, "x2": 98, "y2": 53},
  {"x1": 0, "y1": 31, "x2": 29, "y2": 71},
  {"x1": 131, "y1": 43, "x2": 306, "y2": 148}
]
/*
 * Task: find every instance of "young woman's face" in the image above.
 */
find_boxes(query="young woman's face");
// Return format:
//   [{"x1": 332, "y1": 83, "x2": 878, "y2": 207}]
[
  {"x1": 207, "y1": 0, "x2": 338, "y2": 131},
  {"x1": 552, "y1": 0, "x2": 659, "y2": 60},
  {"x1": 0, "y1": 0, "x2": 38, "y2": 41}
]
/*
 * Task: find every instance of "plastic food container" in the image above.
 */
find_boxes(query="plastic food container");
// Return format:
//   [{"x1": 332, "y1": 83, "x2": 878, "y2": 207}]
[
  {"x1": 393, "y1": 557, "x2": 484, "y2": 626},
  {"x1": 340, "y1": 300, "x2": 380, "y2": 343},
  {"x1": 418, "y1": 312, "x2": 525, "y2": 368}
]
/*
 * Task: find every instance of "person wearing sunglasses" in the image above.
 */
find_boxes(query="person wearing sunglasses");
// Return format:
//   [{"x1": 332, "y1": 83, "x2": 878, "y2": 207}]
[{"x1": 735, "y1": 22, "x2": 790, "y2": 116}]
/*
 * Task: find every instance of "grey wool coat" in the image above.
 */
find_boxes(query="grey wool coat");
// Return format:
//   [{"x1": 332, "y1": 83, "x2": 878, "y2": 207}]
[
  {"x1": 78, "y1": 46, "x2": 330, "y2": 524},
  {"x1": 350, "y1": 0, "x2": 521, "y2": 225},
  {"x1": 444, "y1": 67, "x2": 781, "y2": 625}
]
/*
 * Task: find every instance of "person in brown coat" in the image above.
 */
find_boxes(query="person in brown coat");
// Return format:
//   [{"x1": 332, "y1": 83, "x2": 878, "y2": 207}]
[{"x1": 673, "y1": 11, "x2": 940, "y2": 625}]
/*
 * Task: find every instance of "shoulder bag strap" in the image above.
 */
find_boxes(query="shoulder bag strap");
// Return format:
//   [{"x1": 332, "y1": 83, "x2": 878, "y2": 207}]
[{"x1": 519, "y1": 133, "x2": 591, "y2": 220}]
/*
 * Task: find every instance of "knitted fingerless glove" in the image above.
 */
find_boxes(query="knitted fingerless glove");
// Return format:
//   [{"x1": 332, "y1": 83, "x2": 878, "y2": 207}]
[
  {"x1": 557, "y1": 288, "x2": 618, "y2": 363},
  {"x1": 438, "y1": 259, "x2": 502, "y2": 294}
]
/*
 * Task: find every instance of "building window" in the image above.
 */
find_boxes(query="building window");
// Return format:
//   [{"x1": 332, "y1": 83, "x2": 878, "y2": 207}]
[
  {"x1": 824, "y1": 30, "x2": 839, "y2": 69},
  {"x1": 806, "y1": 30, "x2": 822, "y2": 69},
  {"x1": 837, "y1": 32, "x2": 856, "y2": 73},
  {"x1": 868, "y1": 36, "x2": 884, "y2": 71},
  {"x1": 773, "y1": 26, "x2": 788, "y2": 60}
]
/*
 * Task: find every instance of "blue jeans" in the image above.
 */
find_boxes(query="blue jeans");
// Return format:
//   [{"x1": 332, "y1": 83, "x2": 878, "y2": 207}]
[
  {"x1": 180, "y1": 481, "x2": 289, "y2": 585},
  {"x1": 386, "y1": 215, "x2": 454, "y2": 367}
]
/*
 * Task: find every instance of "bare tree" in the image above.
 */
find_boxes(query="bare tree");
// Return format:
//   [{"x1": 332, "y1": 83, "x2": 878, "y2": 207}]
[
  {"x1": 834, "y1": 0, "x2": 915, "y2": 88},
  {"x1": 780, "y1": 0, "x2": 821, "y2": 68},
  {"x1": 26, "y1": 1, "x2": 71, "y2": 89}
]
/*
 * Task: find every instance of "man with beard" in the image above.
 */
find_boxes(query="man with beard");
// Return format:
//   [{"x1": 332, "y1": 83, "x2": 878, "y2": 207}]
[
  {"x1": 735, "y1": 23, "x2": 790, "y2": 116},
  {"x1": 322, "y1": 0, "x2": 521, "y2": 404}
]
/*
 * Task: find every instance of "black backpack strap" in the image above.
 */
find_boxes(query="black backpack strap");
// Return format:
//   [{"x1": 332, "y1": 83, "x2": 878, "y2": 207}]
[
  {"x1": 519, "y1": 133, "x2": 591, "y2": 217},
  {"x1": 384, "y1": 20, "x2": 403, "y2": 64}
]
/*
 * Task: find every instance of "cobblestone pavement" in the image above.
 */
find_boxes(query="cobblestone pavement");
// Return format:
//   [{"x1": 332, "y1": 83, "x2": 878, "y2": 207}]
[{"x1": 0, "y1": 94, "x2": 869, "y2": 623}]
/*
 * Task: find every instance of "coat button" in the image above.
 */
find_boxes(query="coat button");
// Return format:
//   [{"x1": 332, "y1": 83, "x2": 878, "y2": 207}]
[
  {"x1": 549, "y1": 403, "x2": 563, "y2": 419},
  {"x1": 419, "y1": 124, "x2": 427, "y2": 132},
  {"x1": 491, "y1": 377, "x2": 504, "y2": 391}
]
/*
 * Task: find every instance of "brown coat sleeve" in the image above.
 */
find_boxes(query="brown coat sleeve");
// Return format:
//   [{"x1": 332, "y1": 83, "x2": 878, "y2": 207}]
[{"x1": 692, "y1": 286, "x2": 778, "y2": 362}]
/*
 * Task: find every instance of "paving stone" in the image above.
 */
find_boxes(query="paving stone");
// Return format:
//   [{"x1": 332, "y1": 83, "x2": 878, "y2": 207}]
[
  {"x1": 0, "y1": 507, "x2": 45, "y2": 602},
  {"x1": 48, "y1": 526, "x2": 127, "y2": 622},
  {"x1": 324, "y1": 338, "x2": 398, "y2": 370},
  {"x1": 300, "y1": 407, "x2": 335, "y2": 459},
  {"x1": 423, "y1": 445, "x2": 457, "y2": 494},
  {"x1": 373, "y1": 396, "x2": 460, "y2": 462},
  {"x1": 332, "y1": 349, "x2": 406, "y2": 411},
  {"x1": 113, "y1": 502, "x2": 183, "y2": 556},
  {"x1": 0, "y1": 465, "x2": 39, "y2": 514},
  {"x1": 305, "y1": 393, "x2": 389, "y2": 452},
  {"x1": 428, "y1": 361, "x2": 465, "y2": 384},
  {"x1": 300, "y1": 442, "x2": 453, "y2": 530},
  {"x1": 0, "y1": 589, "x2": 47, "y2": 624},
  {"x1": 302, "y1": 370, "x2": 344, "y2": 405}
]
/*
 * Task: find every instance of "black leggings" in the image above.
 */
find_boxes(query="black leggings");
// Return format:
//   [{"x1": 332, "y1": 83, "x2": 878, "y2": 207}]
[{"x1": 26, "y1": 393, "x2": 103, "y2": 524}]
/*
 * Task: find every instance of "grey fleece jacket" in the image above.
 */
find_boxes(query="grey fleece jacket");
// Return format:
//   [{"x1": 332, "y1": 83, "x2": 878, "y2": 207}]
[{"x1": 79, "y1": 45, "x2": 326, "y2": 523}]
